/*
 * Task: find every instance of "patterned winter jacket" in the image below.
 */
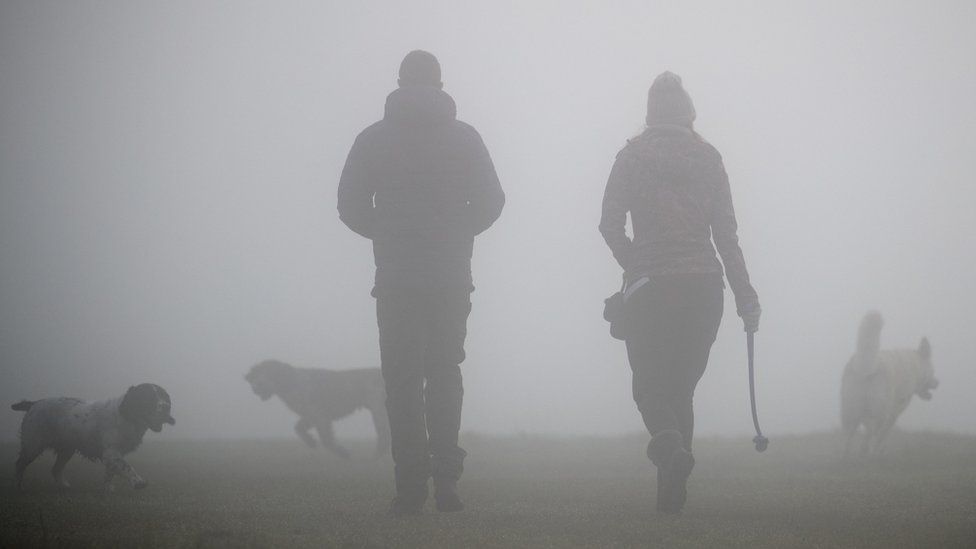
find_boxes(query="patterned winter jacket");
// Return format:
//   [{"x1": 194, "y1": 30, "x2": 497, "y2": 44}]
[
  {"x1": 338, "y1": 86, "x2": 505, "y2": 292},
  {"x1": 599, "y1": 124, "x2": 759, "y2": 315}
]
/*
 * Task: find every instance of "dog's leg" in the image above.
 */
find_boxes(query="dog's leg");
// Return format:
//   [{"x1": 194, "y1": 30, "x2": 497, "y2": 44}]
[
  {"x1": 842, "y1": 425, "x2": 858, "y2": 461},
  {"x1": 51, "y1": 450, "x2": 74, "y2": 489},
  {"x1": 102, "y1": 449, "x2": 147, "y2": 490},
  {"x1": 294, "y1": 417, "x2": 317, "y2": 449},
  {"x1": 103, "y1": 467, "x2": 116, "y2": 491},
  {"x1": 314, "y1": 419, "x2": 351, "y2": 459},
  {"x1": 368, "y1": 405, "x2": 391, "y2": 459},
  {"x1": 861, "y1": 418, "x2": 881, "y2": 457},
  {"x1": 874, "y1": 416, "x2": 898, "y2": 456},
  {"x1": 15, "y1": 443, "x2": 44, "y2": 490},
  {"x1": 861, "y1": 435, "x2": 873, "y2": 457}
]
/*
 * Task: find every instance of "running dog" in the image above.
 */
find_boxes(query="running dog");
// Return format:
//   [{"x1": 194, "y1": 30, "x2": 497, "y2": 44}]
[
  {"x1": 12, "y1": 383, "x2": 175, "y2": 490},
  {"x1": 245, "y1": 359, "x2": 390, "y2": 459},
  {"x1": 841, "y1": 311, "x2": 938, "y2": 457}
]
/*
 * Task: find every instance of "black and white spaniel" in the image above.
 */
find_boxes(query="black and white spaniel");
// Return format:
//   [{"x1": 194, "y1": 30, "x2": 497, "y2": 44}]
[{"x1": 11, "y1": 383, "x2": 175, "y2": 490}]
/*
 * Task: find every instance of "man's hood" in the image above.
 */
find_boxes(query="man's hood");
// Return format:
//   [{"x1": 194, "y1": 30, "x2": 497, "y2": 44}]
[{"x1": 384, "y1": 86, "x2": 457, "y2": 125}]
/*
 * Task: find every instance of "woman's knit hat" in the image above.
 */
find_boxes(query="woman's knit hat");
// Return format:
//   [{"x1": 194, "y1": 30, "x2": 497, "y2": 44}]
[
  {"x1": 398, "y1": 50, "x2": 442, "y2": 87},
  {"x1": 646, "y1": 71, "x2": 696, "y2": 126}
]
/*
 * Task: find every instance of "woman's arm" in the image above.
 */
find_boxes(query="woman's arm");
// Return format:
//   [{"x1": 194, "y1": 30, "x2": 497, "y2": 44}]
[
  {"x1": 599, "y1": 152, "x2": 635, "y2": 271},
  {"x1": 710, "y1": 158, "x2": 760, "y2": 326}
]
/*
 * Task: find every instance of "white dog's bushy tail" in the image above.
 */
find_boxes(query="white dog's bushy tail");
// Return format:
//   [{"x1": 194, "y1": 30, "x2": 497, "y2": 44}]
[
  {"x1": 11, "y1": 400, "x2": 35, "y2": 412},
  {"x1": 852, "y1": 311, "x2": 883, "y2": 375}
]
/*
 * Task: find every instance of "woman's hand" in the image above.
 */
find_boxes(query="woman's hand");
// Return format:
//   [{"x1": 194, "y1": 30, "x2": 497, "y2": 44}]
[{"x1": 741, "y1": 302, "x2": 761, "y2": 333}]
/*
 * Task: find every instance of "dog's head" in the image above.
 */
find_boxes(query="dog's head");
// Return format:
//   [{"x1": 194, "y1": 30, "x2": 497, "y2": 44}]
[
  {"x1": 245, "y1": 360, "x2": 293, "y2": 402},
  {"x1": 119, "y1": 383, "x2": 175, "y2": 432},
  {"x1": 915, "y1": 337, "x2": 939, "y2": 401}
]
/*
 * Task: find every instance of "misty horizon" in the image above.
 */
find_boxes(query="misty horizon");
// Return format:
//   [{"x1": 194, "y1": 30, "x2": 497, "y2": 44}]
[{"x1": 2, "y1": 1, "x2": 974, "y2": 442}]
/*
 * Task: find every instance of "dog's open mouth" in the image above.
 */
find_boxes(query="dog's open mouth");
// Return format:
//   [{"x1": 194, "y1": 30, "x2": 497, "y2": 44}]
[{"x1": 149, "y1": 415, "x2": 175, "y2": 432}]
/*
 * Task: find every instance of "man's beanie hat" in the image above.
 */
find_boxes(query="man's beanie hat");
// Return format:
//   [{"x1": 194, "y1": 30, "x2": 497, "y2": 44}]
[
  {"x1": 399, "y1": 50, "x2": 442, "y2": 87},
  {"x1": 646, "y1": 71, "x2": 696, "y2": 126}
]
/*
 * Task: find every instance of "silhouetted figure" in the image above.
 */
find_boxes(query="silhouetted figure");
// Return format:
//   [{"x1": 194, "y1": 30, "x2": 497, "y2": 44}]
[
  {"x1": 338, "y1": 51, "x2": 504, "y2": 516},
  {"x1": 599, "y1": 72, "x2": 761, "y2": 514}
]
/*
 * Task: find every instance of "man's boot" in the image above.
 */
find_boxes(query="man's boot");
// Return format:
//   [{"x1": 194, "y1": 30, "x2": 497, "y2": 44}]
[
  {"x1": 389, "y1": 495, "x2": 424, "y2": 518},
  {"x1": 389, "y1": 477, "x2": 428, "y2": 518},
  {"x1": 433, "y1": 478, "x2": 464, "y2": 512}
]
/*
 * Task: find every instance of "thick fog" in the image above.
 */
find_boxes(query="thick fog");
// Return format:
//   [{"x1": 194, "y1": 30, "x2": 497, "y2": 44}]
[{"x1": 2, "y1": 1, "x2": 974, "y2": 441}]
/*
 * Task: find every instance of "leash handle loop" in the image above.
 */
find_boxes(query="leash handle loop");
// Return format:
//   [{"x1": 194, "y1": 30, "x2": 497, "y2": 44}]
[{"x1": 748, "y1": 332, "x2": 769, "y2": 452}]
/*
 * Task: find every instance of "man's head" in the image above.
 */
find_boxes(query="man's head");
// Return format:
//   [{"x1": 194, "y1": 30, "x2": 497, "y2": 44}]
[{"x1": 398, "y1": 50, "x2": 442, "y2": 89}]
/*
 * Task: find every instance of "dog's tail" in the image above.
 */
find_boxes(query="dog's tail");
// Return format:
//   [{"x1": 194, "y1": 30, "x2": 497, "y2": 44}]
[
  {"x1": 857, "y1": 311, "x2": 883, "y2": 355},
  {"x1": 11, "y1": 400, "x2": 35, "y2": 412},
  {"x1": 852, "y1": 311, "x2": 883, "y2": 374}
]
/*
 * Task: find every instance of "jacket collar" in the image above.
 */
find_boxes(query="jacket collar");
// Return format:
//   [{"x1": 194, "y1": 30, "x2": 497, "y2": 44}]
[
  {"x1": 384, "y1": 86, "x2": 457, "y2": 125},
  {"x1": 645, "y1": 123, "x2": 693, "y2": 136}
]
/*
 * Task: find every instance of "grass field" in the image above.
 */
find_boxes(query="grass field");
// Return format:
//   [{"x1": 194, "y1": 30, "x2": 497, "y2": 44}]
[{"x1": 1, "y1": 431, "x2": 975, "y2": 548}]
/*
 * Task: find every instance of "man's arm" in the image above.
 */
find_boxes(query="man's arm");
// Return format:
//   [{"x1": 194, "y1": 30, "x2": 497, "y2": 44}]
[
  {"x1": 465, "y1": 131, "x2": 505, "y2": 235},
  {"x1": 337, "y1": 134, "x2": 376, "y2": 239}
]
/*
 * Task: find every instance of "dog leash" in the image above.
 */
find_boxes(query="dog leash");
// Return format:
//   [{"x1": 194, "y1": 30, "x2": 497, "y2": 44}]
[{"x1": 748, "y1": 332, "x2": 769, "y2": 452}]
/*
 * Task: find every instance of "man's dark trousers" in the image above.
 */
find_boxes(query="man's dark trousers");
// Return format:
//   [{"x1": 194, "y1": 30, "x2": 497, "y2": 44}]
[{"x1": 376, "y1": 286, "x2": 471, "y2": 502}]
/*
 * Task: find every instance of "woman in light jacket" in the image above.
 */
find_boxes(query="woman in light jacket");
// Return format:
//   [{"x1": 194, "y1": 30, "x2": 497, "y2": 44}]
[{"x1": 599, "y1": 72, "x2": 761, "y2": 514}]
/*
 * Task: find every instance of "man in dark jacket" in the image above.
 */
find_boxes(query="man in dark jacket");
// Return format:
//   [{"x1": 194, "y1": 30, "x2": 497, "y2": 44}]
[{"x1": 338, "y1": 50, "x2": 504, "y2": 516}]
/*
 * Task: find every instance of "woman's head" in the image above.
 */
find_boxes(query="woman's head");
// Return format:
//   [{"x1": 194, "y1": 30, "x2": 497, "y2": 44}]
[{"x1": 646, "y1": 71, "x2": 696, "y2": 127}]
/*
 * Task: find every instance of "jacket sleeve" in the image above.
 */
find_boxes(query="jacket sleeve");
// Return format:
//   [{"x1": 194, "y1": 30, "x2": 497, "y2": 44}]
[
  {"x1": 709, "y1": 157, "x2": 759, "y2": 316},
  {"x1": 599, "y1": 151, "x2": 635, "y2": 271},
  {"x1": 337, "y1": 133, "x2": 376, "y2": 239},
  {"x1": 464, "y1": 131, "x2": 505, "y2": 235}
]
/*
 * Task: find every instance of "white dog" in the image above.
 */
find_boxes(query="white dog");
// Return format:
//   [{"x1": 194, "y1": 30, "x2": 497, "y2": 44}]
[
  {"x1": 245, "y1": 359, "x2": 390, "y2": 459},
  {"x1": 12, "y1": 383, "x2": 175, "y2": 490},
  {"x1": 841, "y1": 312, "x2": 938, "y2": 456}
]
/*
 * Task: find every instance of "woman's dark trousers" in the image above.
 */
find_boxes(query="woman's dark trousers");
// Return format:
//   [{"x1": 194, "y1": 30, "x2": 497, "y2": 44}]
[
  {"x1": 624, "y1": 275, "x2": 723, "y2": 451},
  {"x1": 376, "y1": 287, "x2": 470, "y2": 504}
]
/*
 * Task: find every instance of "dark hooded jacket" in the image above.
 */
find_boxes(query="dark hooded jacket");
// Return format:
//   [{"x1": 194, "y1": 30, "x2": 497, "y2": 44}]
[
  {"x1": 338, "y1": 86, "x2": 504, "y2": 291},
  {"x1": 599, "y1": 124, "x2": 758, "y2": 316}
]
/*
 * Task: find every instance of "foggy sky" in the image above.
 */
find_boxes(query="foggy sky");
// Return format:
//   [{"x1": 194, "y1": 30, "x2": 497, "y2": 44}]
[{"x1": 2, "y1": 0, "x2": 975, "y2": 441}]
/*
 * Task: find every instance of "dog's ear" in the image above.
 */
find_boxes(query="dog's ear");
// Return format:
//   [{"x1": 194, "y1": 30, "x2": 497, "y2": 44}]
[
  {"x1": 918, "y1": 337, "x2": 931, "y2": 360},
  {"x1": 119, "y1": 384, "x2": 154, "y2": 424},
  {"x1": 265, "y1": 363, "x2": 295, "y2": 392},
  {"x1": 119, "y1": 385, "x2": 139, "y2": 422}
]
